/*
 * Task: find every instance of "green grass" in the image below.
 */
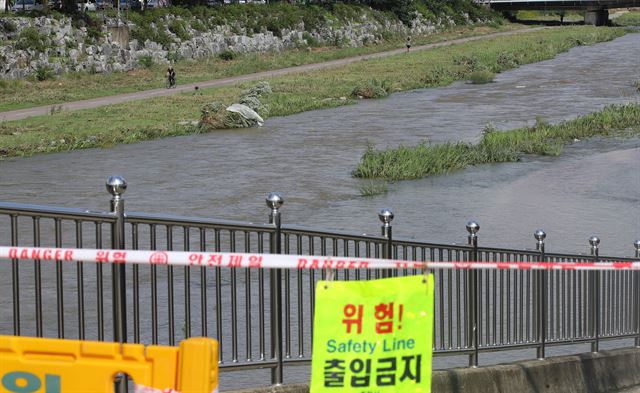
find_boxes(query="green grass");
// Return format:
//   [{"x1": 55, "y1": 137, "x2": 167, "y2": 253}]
[
  {"x1": 0, "y1": 26, "x2": 628, "y2": 158},
  {"x1": 0, "y1": 23, "x2": 522, "y2": 112},
  {"x1": 468, "y1": 69, "x2": 495, "y2": 84},
  {"x1": 515, "y1": 10, "x2": 584, "y2": 22},
  {"x1": 613, "y1": 11, "x2": 640, "y2": 26},
  {"x1": 359, "y1": 181, "x2": 389, "y2": 197},
  {"x1": 351, "y1": 79, "x2": 392, "y2": 98},
  {"x1": 353, "y1": 103, "x2": 640, "y2": 180}
]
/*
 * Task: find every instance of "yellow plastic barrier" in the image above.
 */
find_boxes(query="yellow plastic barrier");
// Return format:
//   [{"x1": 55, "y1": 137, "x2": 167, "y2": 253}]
[{"x1": 0, "y1": 336, "x2": 218, "y2": 393}]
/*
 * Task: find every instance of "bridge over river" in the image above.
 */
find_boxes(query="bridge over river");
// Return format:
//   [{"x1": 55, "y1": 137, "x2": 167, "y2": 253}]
[{"x1": 479, "y1": 0, "x2": 640, "y2": 24}]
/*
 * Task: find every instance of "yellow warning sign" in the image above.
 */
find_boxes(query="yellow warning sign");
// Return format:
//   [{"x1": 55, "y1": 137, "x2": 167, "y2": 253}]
[
  {"x1": 310, "y1": 275, "x2": 435, "y2": 393},
  {"x1": 0, "y1": 335, "x2": 218, "y2": 393}
]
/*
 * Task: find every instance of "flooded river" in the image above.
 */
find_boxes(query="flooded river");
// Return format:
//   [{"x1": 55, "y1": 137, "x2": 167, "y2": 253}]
[{"x1": 0, "y1": 32, "x2": 639, "y2": 390}]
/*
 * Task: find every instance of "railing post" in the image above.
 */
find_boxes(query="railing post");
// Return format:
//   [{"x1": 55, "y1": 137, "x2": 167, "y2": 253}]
[
  {"x1": 266, "y1": 193, "x2": 284, "y2": 385},
  {"x1": 466, "y1": 221, "x2": 480, "y2": 368},
  {"x1": 634, "y1": 240, "x2": 640, "y2": 347},
  {"x1": 589, "y1": 236, "x2": 600, "y2": 353},
  {"x1": 379, "y1": 208, "x2": 394, "y2": 278},
  {"x1": 11, "y1": 215, "x2": 20, "y2": 336},
  {"x1": 534, "y1": 229, "x2": 546, "y2": 360},
  {"x1": 107, "y1": 176, "x2": 127, "y2": 393}
]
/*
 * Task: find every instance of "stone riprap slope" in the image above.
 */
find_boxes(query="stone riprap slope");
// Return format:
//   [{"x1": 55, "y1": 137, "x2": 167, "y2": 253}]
[{"x1": 0, "y1": 9, "x2": 465, "y2": 80}]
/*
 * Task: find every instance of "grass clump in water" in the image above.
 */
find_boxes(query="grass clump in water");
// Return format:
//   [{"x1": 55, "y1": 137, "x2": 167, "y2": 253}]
[
  {"x1": 633, "y1": 80, "x2": 640, "y2": 92},
  {"x1": 351, "y1": 79, "x2": 392, "y2": 99},
  {"x1": 353, "y1": 103, "x2": 640, "y2": 180},
  {"x1": 359, "y1": 181, "x2": 389, "y2": 197},
  {"x1": 353, "y1": 141, "x2": 475, "y2": 180},
  {"x1": 468, "y1": 69, "x2": 495, "y2": 84}
]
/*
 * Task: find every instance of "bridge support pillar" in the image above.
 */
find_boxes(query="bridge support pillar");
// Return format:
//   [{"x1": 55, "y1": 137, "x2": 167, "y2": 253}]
[{"x1": 584, "y1": 9, "x2": 609, "y2": 26}]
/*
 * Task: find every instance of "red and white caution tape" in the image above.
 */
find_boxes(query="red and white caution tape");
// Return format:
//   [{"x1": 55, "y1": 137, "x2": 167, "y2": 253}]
[{"x1": 0, "y1": 246, "x2": 638, "y2": 271}]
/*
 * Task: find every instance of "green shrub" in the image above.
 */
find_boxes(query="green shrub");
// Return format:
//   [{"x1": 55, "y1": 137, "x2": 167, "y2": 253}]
[
  {"x1": 131, "y1": 22, "x2": 174, "y2": 49},
  {"x1": 35, "y1": 64, "x2": 54, "y2": 81},
  {"x1": 167, "y1": 51, "x2": 183, "y2": 63},
  {"x1": 0, "y1": 19, "x2": 17, "y2": 34},
  {"x1": 71, "y1": 13, "x2": 103, "y2": 42},
  {"x1": 15, "y1": 27, "x2": 49, "y2": 53},
  {"x1": 65, "y1": 39, "x2": 78, "y2": 50},
  {"x1": 351, "y1": 79, "x2": 392, "y2": 99},
  {"x1": 302, "y1": 31, "x2": 319, "y2": 47},
  {"x1": 379, "y1": 30, "x2": 395, "y2": 41},
  {"x1": 169, "y1": 19, "x2": 191, "y2": 41},
  {"x1": 496, "y1": 51, "x2": 519, "y2": 70},
  {"x1": 86, "y1": 26, "x2": 103, "y2": 42},
  {"x1": 468, "y1": 70, "x2": 495, "y2": 84},
  {"x1": 137, "y1": 55, "x2": 154, "y2": 68},
  {"x1": 421, "y1": 65, "x2": 454, "y2": 86},
  {"x1": 453, "y1": 54, "x2": 480, "y2": 74},
  {"x1": 218, "y1": 49, "x2": 236, "y2": 61},
  {"x1": 191, "y1": 19, "x2": 207, "y2": 32}
]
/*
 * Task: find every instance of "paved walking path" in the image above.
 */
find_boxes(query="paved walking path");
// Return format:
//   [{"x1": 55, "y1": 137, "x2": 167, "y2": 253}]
[{"x1": 0, "y1": 27, "x2": 545, "y2": 122}]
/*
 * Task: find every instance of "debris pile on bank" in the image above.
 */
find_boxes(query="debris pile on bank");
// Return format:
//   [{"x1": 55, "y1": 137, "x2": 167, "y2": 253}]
[{"x1": 199, "y1": 81, "x2": 272, "y2": 130}]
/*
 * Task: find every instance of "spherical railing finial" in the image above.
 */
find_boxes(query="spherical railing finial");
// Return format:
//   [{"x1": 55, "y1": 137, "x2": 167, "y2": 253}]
[
  {"x1": 466, "y1": 221, "x2": 480, "y2": 235},
  {"x1": 266, "y1": 193, "x2": 283, "y2": 210},
  {"x1": 589, "y1": 236, "x2": 600, "y2": 247},
  {"x1": 106, "y1": 176, "x2": 127, "y2": 197},
  {"x1": 534, "y1": 229, "x2": 546, "y2": 242},
  {"x1": 378, "y1": 208, "x2": 394, "y2": 225},
  {"x1": 634, "y1": 240, "x2": 640, "y2": 250}
]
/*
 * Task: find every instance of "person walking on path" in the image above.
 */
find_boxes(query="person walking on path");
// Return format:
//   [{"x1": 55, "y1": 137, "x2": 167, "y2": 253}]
[
  {"x1": 406, "y1": 36, "x2": 412, "y2": 52},
  {"x1": 166, "y1": 66, "x2": 176, "y2": 88}
]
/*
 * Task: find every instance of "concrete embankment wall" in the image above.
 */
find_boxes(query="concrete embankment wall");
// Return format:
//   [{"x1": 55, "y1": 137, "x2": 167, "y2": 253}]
[{"x1": 227, "y1": 347, "x2": 640, "y2": 393}]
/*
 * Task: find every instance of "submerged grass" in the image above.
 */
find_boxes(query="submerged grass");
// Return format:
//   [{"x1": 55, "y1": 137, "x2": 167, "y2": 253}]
[
  {"x1": 0, "y1": 26, "x2": 628, "y2": 158},
  {"x1": 353, "y1": 103, "x2": 640, "y2": 180},
  {"x1": 359, "y1": 180, "x2": 389, "y2": 197},
  {"x1": 468, "y1": 69, "x2": 495, "y2": 84}
]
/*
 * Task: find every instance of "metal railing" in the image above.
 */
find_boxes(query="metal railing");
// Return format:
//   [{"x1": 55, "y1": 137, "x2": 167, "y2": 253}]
[{"x1": 1, "y1": 176, "x2": 640, "y2": 386}]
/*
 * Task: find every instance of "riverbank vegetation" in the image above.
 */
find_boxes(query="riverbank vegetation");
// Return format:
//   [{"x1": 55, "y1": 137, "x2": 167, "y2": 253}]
[
  {"x1": 352, "y1": 103, "x2": 640, "y2": 180},
  {"x1": 0, "y1": 23, "x2": 517, "y2": 112},
  {"x1": 613, "y1": 11, "x2": 640, "y2": 26},
  {"x1": 514, "y1": 10, "x2": 584, "y2": 23},
  {"x1": 468, "y1": 69, "x2": 495, "y2": 84},
  {"x1": 352, "y1": 79, "x2": 392, "y2": 99},
  {"x1": 120, "y1": 0, "x2": 493, "y2": 39},
  {"x1": 0, "y1": 26, "x2": 628, "y2": 158}
]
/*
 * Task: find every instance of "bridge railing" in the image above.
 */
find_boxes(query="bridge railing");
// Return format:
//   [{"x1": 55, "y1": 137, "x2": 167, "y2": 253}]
[{"x1": 1, "y1": 176, "x2": 639, "y2": 385}]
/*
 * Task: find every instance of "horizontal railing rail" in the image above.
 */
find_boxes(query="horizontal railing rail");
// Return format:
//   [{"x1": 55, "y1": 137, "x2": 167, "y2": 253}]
[{"x1": 1, "y1": 177, "x2": 639, "y2": 387}]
